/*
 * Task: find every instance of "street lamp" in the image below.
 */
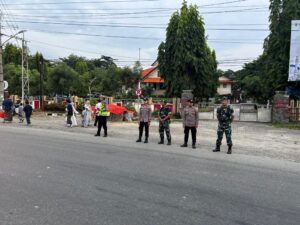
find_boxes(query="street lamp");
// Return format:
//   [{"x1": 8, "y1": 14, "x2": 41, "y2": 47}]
[{"x1": 0, "y1": 30, "x2": 26, "y2": 107}]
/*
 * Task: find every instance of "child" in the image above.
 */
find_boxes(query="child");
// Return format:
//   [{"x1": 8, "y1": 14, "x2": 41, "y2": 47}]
[
  {"x1": 18, "y1": 103, "x2": 24, "y2": 123},
  {"x1": 81, "y1": 107, "x2": 88, "y2": 127},
  {"x1": 23, "y1": 100, "x2": 33, "y2": 125}
]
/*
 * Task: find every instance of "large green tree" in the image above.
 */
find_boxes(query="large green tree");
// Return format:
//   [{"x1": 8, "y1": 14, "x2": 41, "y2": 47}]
[{"x1": 158, "y1": 0, "x2": 218, "y2": 99}]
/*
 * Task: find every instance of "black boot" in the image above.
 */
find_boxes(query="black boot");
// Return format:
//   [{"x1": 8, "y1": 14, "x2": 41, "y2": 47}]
[
  {"x1": 158, "y1": 138, "x2": 164, "y2": 144},
  {"x1": 213, "y1": 145, "x2": 221, "y2": 152},
  {"x1": 167, "y1": 140, "x2": 171, "y2": 145},
  {"x1": 227, "y1": 145, "x2": 232, "y2": 154},
  {"x1": 144, "y1": 138, "x2": 148, "y2": 144},
  {"x1": 181, "y1": 143, "x2": 188, "y2": 147},
  {"x1": 192, "y1": 143, "x2": 196, "y2": 149},
  {"x1": 136, "y1": 137, "x2": 142, "y2": 142}
]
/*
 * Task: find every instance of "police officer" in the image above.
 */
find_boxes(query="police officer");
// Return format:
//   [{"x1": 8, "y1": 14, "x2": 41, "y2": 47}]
[
  {"x1": 136, "y1": 97, "x2": 152, "y2": 143},
  {"x1": 95, "y1": 97, "x2": 109, "y2": 137},
  {"x1": 213, "y1": 98, "x2": 234, "y2": 154},
  {"x1": 158, "y1": 100, "x2": 172, "y2": 145},
  {"x1": 181, "y1": 99, "x2": 199, "y2": 149}
]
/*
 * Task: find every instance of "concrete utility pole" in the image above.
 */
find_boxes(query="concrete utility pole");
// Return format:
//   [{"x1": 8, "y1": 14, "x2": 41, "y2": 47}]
[
  {"x1": 21, "y1": 31, "x2": 29, "y2": 103},
  {"x1": 39, "y1": 56, "x2": 44, "y2": 110}
]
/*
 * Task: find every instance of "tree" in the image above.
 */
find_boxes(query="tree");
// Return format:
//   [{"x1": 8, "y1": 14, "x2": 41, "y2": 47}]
[{"x1": 158, "y1": 0, "x2": 217, "y2": 99}]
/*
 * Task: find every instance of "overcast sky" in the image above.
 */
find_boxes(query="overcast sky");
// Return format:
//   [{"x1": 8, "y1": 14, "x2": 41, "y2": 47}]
[{"x1": 2, "y1": 0, "x2": 270, "y2": 71}]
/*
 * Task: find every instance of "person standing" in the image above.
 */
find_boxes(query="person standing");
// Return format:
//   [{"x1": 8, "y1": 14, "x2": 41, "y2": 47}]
[
  {"x1": 18, "y1": 103, "x2": 24, "y2": 123},
  {"x1": 213, "y1": 98, "x2": 234, "y2": 154},
  {"x1": 94, "y1": 99, "x2": 101, "y2": 127},
  {"x1": 95, "y1": 98, "x2": 109, "y2": 137},
  {"x1": 181, "y1": 99, "x2": 199, "y2": 149},
  {"x1": 65, "y1": 99, "x2": 73, "y2": 127},
  {"x1": 158, "y1": 100, "x2": 172, "y2": 145},
  {"x1": 71, "y1": 102, "x2": 79, "y2": 127},
  {"x1": 136, "y1": 98, "x2": 152, "y2": 143},
  {"x1": 23, "y1": 100, "x2": 33, "y2": 125},
  {"x1": 2, "y1": 96, "x2": 13, "y2": 122},
  {"x1": 85, "y1": 100, "x2": 92, "y2": 126}
]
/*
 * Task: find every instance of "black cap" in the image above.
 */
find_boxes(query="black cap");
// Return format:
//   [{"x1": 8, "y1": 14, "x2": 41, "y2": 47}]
[
  {"x1": 187, "y1": 99, "x2": 193, "y2": 103},
  {"x1": 222, "y1": 97, "x2": 228, "y2": 101}
]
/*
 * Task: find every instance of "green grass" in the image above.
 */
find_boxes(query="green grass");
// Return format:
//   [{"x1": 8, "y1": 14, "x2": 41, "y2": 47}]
[{"x1": 273, "y1": 123, "x2": 300, "y2": 130}]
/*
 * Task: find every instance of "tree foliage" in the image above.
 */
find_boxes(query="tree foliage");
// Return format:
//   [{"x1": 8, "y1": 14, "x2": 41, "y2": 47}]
[{"x1": 158, "y1": 0, "x2": 218, "y2": 99}]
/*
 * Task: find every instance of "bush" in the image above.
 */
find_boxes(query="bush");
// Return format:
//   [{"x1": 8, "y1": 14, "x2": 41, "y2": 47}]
[
  {"x1": 172, "y1": 112, "x2": 181, "y2": 119},
  {"x1": 152, "y1": 110, "x2": 159, "y2": 117},
  {"x1": 44, "y1": 103, "x2": 66, "y2": 112}
]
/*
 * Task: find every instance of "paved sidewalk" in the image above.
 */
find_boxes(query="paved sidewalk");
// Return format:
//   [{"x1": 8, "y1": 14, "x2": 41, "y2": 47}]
[{"x1": 1, "y1": 114, "x2": 300, "y2": 163}]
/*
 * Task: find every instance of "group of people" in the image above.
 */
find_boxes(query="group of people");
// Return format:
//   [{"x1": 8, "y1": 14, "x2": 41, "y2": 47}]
[
  {"x1": 65, "y1": 99, "x2": 92, "y2": 128},
  {"x1": 2, "y1": 97, "x2": 33, "y2": 125},
  {"x1": 136, "y1": 97, "x2": 234, "y2": 154}
]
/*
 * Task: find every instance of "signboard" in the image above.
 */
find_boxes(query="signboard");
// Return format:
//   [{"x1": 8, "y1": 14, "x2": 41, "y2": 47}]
[
  {"x1": 4, "y1": 81, "x2": 8, "y2": 90},
  {"x1": 288, "y1": 20, "x2": 300, "y2": 81},
  {"x1": 135, "y1": 89, "x2": 142, "y2": 96}
]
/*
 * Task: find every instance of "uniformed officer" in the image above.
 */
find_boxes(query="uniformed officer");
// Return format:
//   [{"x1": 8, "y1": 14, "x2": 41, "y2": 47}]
[
  {"x1": 181, "y1": 99, "x2": 199, "y2": 149},
  {"x1": 213, "y1": 98, "x2": 234, "y2": 154},
  {"x1": 95, "y1": 97, "x2": 109, "y2": 137},
  {"x1": 158, "y1": 100, "x2": 172, "y2": 145},
  {"x1": 136, "y1": 97, "x2": 152, "y2": 143}
]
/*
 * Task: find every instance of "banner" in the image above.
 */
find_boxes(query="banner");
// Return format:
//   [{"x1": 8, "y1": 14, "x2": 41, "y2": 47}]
[{"x1": 288, "y1": 20, "x2": 300, "y2": 81}]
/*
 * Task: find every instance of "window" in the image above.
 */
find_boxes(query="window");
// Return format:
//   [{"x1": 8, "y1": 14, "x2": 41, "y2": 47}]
[
  {"x1": 223, "y1": 84, "x2": 227, "y2": 88},
  {"x1": 157, "y1": 71, "x2": 160, "y2": 77}
]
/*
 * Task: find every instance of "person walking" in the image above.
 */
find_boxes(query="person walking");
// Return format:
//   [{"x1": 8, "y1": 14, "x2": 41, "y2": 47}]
[
  {"x1": 213, "y1": 98, "x2": 234, "y2": 154},
  {"x1": 158, "y1": 100, "x2": 172, "y2": 145},
  {"x1": 136, "y1": 97, "x2": 152, "y2": 143},
  {"x1": 2, "y1": 96, "x2": 13, "y2": 122},
  {"x1": 85, "y1": 100, "x2": 92, "y2": 126},
  {"x1": 181, "y1": 99, "x2": 199, "y2": 149},
  {"x1": 65, "y1": 99, "x2": 73, "y2": 127},
  {"x1": 95, "y1": 98, "x2": 109, "y2": 137},
  {"x1": 23, "y1": 100, "x2": 33, "y2": 125},
  {"x1": 71, "y1": 102, "x2": 79, "y2": 127}
]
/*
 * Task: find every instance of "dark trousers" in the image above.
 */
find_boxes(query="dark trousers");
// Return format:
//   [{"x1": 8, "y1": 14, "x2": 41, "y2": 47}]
[
  {"x1": 97, "y1": 116, "x2": 107, "y2": 135},
  {"x1": 94, "y1": 115, "x2": 99, "y2": 126},
  {"x1": 26, "y1": 116, "x2": 31, "y2": 125},
  {"x1": 139, "y1": 122, "x2": 149, "y2": 139},
  {"x1": 184, "y1": 127, "x2": 197, "y2": 144}
]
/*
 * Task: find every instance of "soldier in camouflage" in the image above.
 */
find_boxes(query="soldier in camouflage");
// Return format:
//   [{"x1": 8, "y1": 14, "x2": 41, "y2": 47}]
[
  {"x1": 158, "y1": 100, "x2": 172, "y2": 145},
  {"x1": 213, "y1": 98, "x2": 234, "y2": 154}
]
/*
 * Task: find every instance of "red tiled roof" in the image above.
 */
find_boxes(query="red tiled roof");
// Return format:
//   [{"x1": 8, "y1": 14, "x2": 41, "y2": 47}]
[
  {"x1": 143, "y1": 77, "x2": 164, "y2": 83},
  {"x1": 141, "y1": 67, "x2": 156, "y2": 78},
  {"x1": 219, "y1": 80, "x2": 235, "y2": 84}
]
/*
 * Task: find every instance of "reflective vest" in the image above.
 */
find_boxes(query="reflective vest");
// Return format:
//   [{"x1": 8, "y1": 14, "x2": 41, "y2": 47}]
[{"x1": 98, "y1": 102, "x2": 109, "y2": 116}]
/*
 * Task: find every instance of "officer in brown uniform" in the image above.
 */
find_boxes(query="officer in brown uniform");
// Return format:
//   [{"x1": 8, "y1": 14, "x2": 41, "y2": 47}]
[
  {"x1": 181, "y1": 99, "x2": 199, "y2": 149},
  {"x1": 136, "y1": 98, "x2": 152, "y2": 143}
]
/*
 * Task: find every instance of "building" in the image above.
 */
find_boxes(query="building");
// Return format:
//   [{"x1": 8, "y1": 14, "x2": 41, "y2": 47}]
[
  {"x1": 217, "y1": 76, "x2": 234, "y2": 96},
  {"x1": 141, "y1": 61, "x2": 165, "y2": 96}
]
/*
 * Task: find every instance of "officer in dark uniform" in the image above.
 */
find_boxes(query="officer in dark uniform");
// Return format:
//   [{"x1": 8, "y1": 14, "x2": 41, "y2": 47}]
[
  {"x1": 213, "y1": 97, "x2": 234, "y2": 154},
  {"x1": 158, "y1": 100, "x2": 172, "y2": 145}
]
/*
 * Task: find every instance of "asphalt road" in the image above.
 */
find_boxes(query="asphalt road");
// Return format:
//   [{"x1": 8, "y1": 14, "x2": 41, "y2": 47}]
[{"x1": 0, "y1": 126, "x2": 299, "y2": 225}]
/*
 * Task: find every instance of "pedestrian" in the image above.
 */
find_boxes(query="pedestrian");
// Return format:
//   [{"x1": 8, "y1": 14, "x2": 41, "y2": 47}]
[
  {"x1": 85, "y1": 100, "x2": 92, "y2": 126},
  {"x1": 18, "y1": 103, "x2": 24, "y2": 123},
  {"x1": 71, "y1": 102, "x2": 79, "y2": 127},
  {"x1": 94, "y1": 99, "x2": 101, "y2": 127},
  {"x1": 2, "y1": 96, "x2": 13, "y2": 122},
  {"x1": 136, "y1": 97, "x2": 152, "y2": 143},
  {"x1": 95, "y1": 97, "x2": 109, "y2": 137},
  {"x1": 23, "y1": 100, "x2": 33, "y2": 125},
  {"x1": 65, "y1": 99, "x2": 73, "y2": 127},
  {"x1": 81, "y1": 106, "x2": 88, "y2": 127},
  {"x1": 181, "y1": 99, "x2": 199, "y2": 149},
  {"x1": 158, "y1": 100, "x2": 172, "y2": 145},
  {"x1": 213, "y1": 98, "x2": 234, "y2": 154}
]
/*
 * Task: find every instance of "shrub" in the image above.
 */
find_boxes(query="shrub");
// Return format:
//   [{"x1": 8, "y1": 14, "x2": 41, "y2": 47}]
[{"x1": 44, "y1": 103, "x2": 66, "y2": 112}]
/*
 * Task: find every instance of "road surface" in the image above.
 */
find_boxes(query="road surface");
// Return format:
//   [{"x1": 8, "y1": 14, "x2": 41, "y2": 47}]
[{"x1": 0, "y1": 126, "x2": 299, "y2": 225}]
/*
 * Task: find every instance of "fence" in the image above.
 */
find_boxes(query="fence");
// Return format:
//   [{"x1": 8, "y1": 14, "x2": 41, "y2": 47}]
[{"x1": 289, "y1": 100, "x2": 300, "y2": 122}]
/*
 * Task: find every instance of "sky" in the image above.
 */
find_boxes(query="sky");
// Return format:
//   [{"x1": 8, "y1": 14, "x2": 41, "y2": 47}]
[{"x1": 1, "y1": 0, "x2": 270, "y2": 71}]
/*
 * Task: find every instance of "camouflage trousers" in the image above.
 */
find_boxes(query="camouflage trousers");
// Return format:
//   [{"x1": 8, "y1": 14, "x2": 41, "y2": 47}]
[
  {"x1": 216, "y1": 123, "x2": 232, "y2": 146},
  {"x1": 159, "y1": 121, "x2": 171, "y2": 141}
]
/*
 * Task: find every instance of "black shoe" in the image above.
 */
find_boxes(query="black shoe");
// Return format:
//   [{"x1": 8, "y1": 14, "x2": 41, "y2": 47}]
[
  {"x1": 158, "y1": 140, "x2": 164, "y2": 144},
  {"x1": 167, "y1": 141, "x2": 171, "y2": 146},
  {"x1": 136, "y1": 138, "x2": 142, "y2": 143},
  {"x1": 103, "y1": 134, "x2": 107, "y2": 137},
  {"x1": 144, "y1": 139, "x2": 148, "y2": 143},
  {"x1": 192, "y1": 144, "x2": 196, "y2": 149},
  {"x1": 213, "y1": 145, "x2": 221, "y2": 152},
  {"x1": 227, "y1": 145, "x2": 232, "y2": 154},
  {"x1": 94, "y1": 134, "x2": 100, "y2": 137},
  {"x1": 181, "y1": 144, "x2": 188, "y2": 147}
]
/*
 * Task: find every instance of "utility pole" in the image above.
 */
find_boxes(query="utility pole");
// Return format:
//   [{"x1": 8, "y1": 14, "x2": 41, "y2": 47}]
[
  {"x1": 21, "y1": 31, "x2": 29, "y2": 103},
  {"x1": 39, "y1": 56, "x2": 44, "y2": 110},
  {"x1": 0, "y1": 12, "x2": 4, "y2": 107}
]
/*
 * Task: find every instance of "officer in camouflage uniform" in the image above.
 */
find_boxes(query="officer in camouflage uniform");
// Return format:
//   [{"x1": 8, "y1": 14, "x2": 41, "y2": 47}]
[
  {"x1": 213, "y1": 98, "x2": 234, "y2": 154},
  {"x1": 158, "y1": 100, "x2": 172, "y2": 145}
]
